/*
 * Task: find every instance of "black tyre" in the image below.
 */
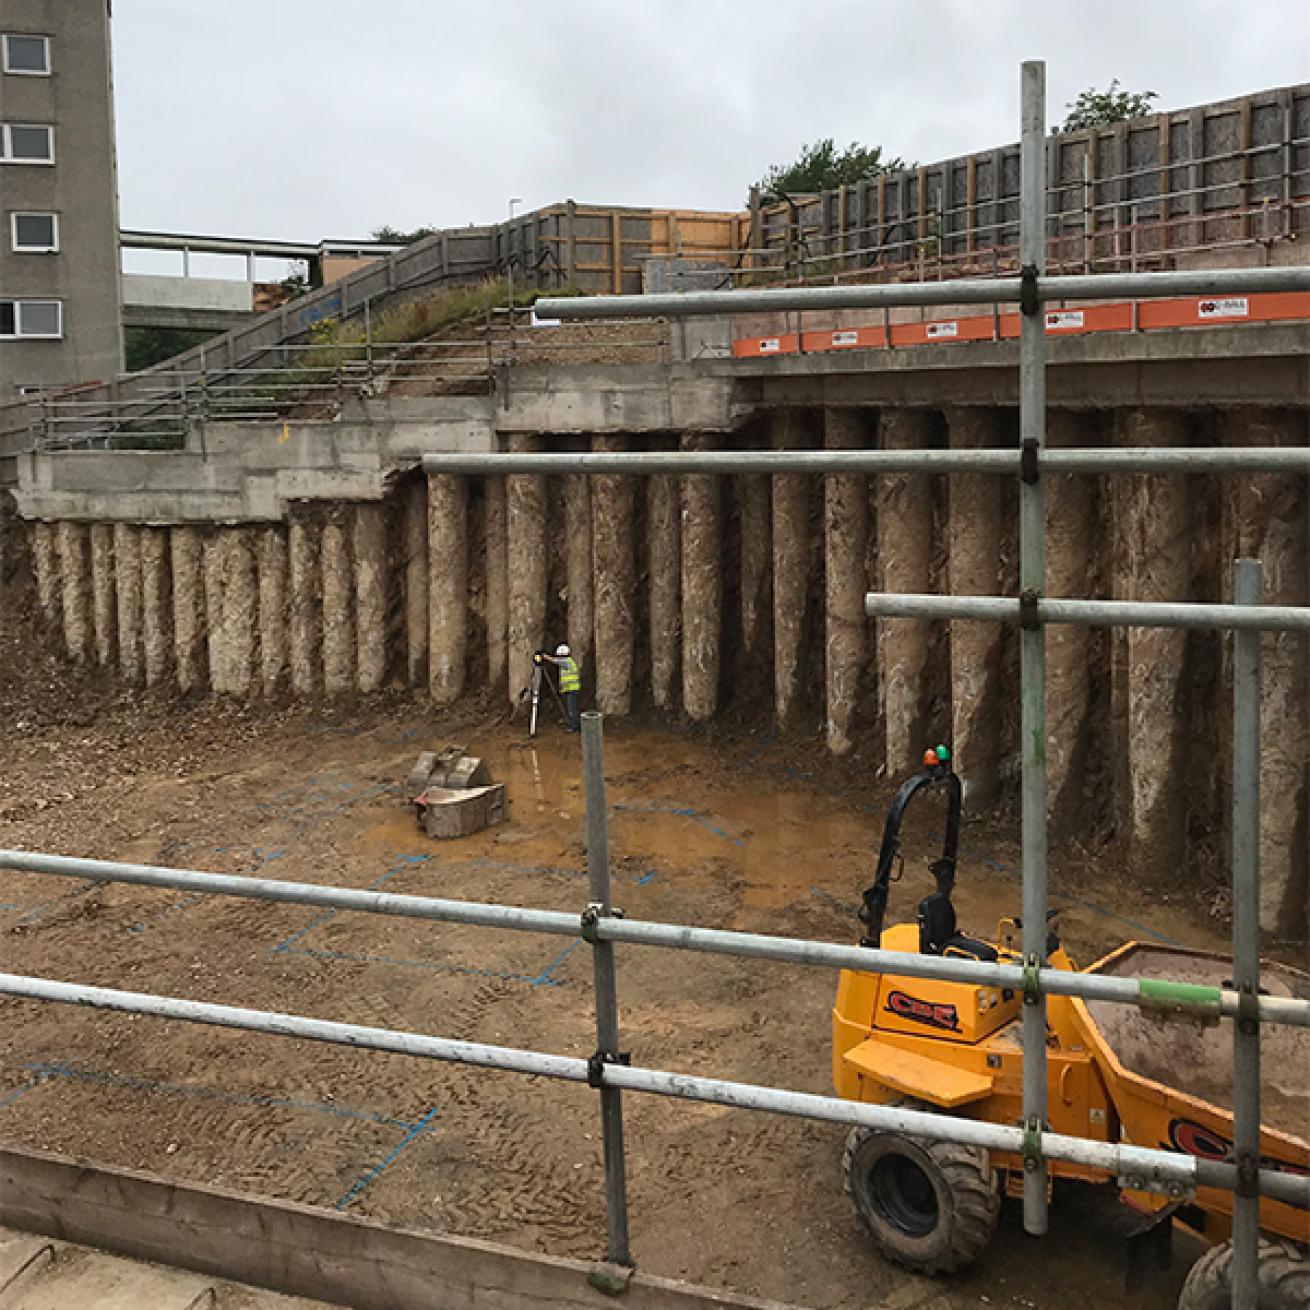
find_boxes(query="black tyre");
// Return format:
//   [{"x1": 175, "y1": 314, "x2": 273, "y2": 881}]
[
  {"x1": 842, "y1": 1122, "x2": 1000, "y2": 1274},
  {"x1": 1177, "y1": 1237, "x2": 1310, "y2": 1310}
]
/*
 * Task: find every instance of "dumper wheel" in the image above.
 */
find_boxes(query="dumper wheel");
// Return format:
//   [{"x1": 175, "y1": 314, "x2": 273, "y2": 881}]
[
  {"x1": 1177, "y1": 1237, "x2": 1310, "y2": 1310},
  {"x1": 842, "y1": 1118, "x2": 1000, "y2": 1275}
]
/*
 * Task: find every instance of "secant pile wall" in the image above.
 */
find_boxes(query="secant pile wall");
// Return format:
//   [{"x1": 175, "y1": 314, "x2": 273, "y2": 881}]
[{"x1": 5, "y1": 404, "x2": 1307, "y2": 939}]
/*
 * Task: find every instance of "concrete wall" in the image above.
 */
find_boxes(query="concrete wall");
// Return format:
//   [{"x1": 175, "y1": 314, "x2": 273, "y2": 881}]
[
  {"x1": 120, "y1": 273, "x2": 253, "y2": 314},
  {"x1": 8, "y1": 397, "x2": 1305, "y2": 939},
  {"x1": 0, "y1": 0, "x2": 122, "y2": 397},
  {"x1": 0, "y1": 1147, "x2": 794, "y2": 1310}
]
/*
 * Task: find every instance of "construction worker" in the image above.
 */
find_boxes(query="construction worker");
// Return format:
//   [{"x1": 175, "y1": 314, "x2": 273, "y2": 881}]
[{"x1": 545, "y1": 643, "x2": 581, "y2": 731}]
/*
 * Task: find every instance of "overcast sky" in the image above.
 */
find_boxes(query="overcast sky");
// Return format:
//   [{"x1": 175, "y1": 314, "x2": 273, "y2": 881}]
[{"x1": 113, "y1": 0, "x2": 1310, "y2": 269}]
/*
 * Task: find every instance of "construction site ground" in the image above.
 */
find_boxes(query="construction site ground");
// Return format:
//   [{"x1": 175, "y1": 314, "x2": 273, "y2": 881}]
[{"x1": 0, "y1": 638, "x2": 1253, "y2": 1310}]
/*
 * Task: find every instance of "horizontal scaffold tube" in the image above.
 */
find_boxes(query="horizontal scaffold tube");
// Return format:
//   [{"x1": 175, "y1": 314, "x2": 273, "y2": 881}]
[
  {"x1": 0, "y1": 851, "x2": 579, "y2": 938},
  {"x1": 1, "y1": 850, "x2": 1307, "y2": 1028},
  {"x1": 862, "y1": 593, "x2": 1310, "y2": 633},
  {"x1": 536, "y1": 265, "x2": 1310, "y2": 320},
  {"x1": 0, "y1": 970, "x2": 1304, "y2": 1207},
  {"x1": 421, "y1": 448, "x2": 1310, "y2": 478}
]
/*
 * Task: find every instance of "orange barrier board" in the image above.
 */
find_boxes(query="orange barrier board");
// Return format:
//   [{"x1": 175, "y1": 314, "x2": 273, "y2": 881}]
[{"x1": 731, "y1": 292, "x2": 1309, "y2": 358}]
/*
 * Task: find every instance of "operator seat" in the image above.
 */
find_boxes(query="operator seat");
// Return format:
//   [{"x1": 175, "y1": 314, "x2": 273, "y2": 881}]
[{"x1": 917, "y1": 891, "x2": 998, "y2": 962}]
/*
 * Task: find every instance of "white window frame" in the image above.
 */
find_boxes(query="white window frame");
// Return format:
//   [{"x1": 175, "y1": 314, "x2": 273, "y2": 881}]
[
  {"x1": 2, "y1": 33, "x2": 51, "y2": 76},
  {"x1": 10, "y1": 211, "x2": 59, "y2": 253},
  {"x1": 1, "y1": 123, "x2": 55, "y2": 164},
  {"x1": 0, "y1": 299, "x2": 64, "y2": 340}
]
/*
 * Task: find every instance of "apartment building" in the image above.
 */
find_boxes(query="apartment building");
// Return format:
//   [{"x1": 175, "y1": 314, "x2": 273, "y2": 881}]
[{"x1": 0, "y1": 0, "x2": 122, "y2": 395}]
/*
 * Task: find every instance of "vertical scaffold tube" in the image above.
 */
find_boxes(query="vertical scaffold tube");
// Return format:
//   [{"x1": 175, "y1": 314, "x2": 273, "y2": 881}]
[
  {"x1": 507, "y1": 435, "x2": 546, "y2": 707},
  {"x1": 427, "y1": 475, "x2": 468, "y2": 705},
  {"x1": 1018, "y1": 57, "x2": 1049, "y2": 1239},
  {"x1": 823, "y1": 409, "x2": 870, "y2": 755},
  {"x1": 1229, "y1": 558, "x2": 1262, "y2": 1308},
  {"x1": 681, "y1": 432, "x2": 720, "y2": 721},
  {"x1": 592, "y1": 435, "x2": 634, "y2": 716}
]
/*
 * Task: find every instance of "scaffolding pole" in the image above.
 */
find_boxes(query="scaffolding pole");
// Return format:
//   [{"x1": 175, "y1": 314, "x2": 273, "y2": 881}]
[
  {"x1": 1018, "y1": 57, "x2": 1049, "y2": 1237},
  {"x1": 582, "y1": 712, "x2": 632, "y2": 1268},
  {"x1": 1230, "y1": 561, "x2": 1263, "y2": 1307},
  {"x1": 3, "y1": 848, "x2": 1307, "y2": 1027},
  {"x1": 421, "y1": 449, "x2": 1310, "y2": 478},
  {"x1": 0, "y1": 969, "x2": 1304, "y2": 1209},
  {"x1": 534, "y1": 264, "x2": 1309, "y2": 320},
  {"x1": 861, "y1": 593, "x2": 1310, "y2": 632}
]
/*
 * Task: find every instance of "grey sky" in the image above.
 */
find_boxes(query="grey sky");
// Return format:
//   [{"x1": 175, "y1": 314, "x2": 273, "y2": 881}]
[{"x1": 113, "y1": 0, "x2": 1310, "y2": 251}]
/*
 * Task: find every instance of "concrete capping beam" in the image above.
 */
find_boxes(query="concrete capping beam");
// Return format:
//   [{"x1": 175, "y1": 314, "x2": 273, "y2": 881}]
[{"x1": 0, "y1": 1146, "x2": 797, "y2": 1310}]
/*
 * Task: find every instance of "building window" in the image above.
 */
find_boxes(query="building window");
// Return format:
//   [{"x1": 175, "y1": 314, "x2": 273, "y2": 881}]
[
  {"x1": 2, "y1": 34, "x2": 50, "y2": 75},
  {"x1": 0, "y1": 299, "x2": 63, "y2": 338},
  {"x1": 1, "y1": 123, "x2": 54, "y2": 163},
  {"x1": 10, "y1": 212, "x2": 58, "y2": 252}
]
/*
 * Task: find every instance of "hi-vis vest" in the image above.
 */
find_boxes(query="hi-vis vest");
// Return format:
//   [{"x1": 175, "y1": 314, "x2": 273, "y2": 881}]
[{"x1": 559, "y1": 657, "x2": 580, "y2": 693}]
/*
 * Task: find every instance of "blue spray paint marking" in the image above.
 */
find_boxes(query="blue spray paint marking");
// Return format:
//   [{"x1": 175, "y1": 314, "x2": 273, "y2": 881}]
[
  {"x1": 9, "y1": 882, "x2": 98, "y2": 926},
  {"x1": 2, "y1": 1061, "x2": 439, "y2": 1210},
  {"x1": 126, "y1": 771, "x2": 387, "y2": 936},
  {"x1": 0, "y1": 1077, "x2": 44, "y2": 1111},
  {"x1": 269, "y1": 854, "x2": 429, "y2": 956},
  {"x1": 334, "y1": 1106, "x2": 440, "y2": 1210},
  {"x1": 271, "y1": 853, "x2": 585, "y2": 987},
  {"x1": 612, "y1": 801, "x2": 745, "y2": 846}
]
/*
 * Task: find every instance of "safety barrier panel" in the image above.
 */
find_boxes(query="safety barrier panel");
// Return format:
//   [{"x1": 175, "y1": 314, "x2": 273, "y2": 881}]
[{"x1": 731, "y1": 289, "x2": 1310, "y2": 357}]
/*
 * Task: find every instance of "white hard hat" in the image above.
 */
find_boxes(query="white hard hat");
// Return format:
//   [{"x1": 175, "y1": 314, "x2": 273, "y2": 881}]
[{"x1": 555, "y1": 643, "x2": 570, "y2": 657}]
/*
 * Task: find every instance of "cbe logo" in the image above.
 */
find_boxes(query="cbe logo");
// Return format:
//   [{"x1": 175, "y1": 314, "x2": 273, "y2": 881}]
[
  {"x1": 885, "y1": 990, "x2": 961, "y2": 1032},
  {"x1": 1166, "y1": 1118, "x2": 1309, "y2": 1178}
]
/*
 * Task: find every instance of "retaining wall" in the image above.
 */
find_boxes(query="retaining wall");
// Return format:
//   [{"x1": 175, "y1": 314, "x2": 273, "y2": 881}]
[{"x1": 4, "y1": 401, "x2": 1306, "y2": 939}]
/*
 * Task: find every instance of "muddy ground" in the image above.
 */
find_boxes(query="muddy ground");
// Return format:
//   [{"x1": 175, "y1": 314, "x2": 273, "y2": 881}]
[{"x1": 0, "y1": 629, "x2": 1269, "y2": 1309}]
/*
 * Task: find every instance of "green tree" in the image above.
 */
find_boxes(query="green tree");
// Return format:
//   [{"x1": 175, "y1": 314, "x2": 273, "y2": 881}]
[
  {"x1": 280, "y1": 260, "x2": 311, "y2": 300},
  {"x1": 371, "y1": 224, "x2": 437, "y2": 245},
  {"x1": 1060, "y1": 80, "x2": 1158, "y2": 132},
  {"x1": 752, "y1": 139, "x2": 906, "y2": 202},
  {"x1": 124, "y1": 326, "x2": 221, "y2": 373}
]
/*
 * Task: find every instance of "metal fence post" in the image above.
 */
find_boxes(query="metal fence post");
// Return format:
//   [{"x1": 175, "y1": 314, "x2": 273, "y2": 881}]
[
  {"x1": 581, "y1": 711, "x2": 633, "y2": 1270},
  {"x1": 1018, "y1": 58, "x2": 1050, "y2": 1239},
  {"x1": 1230, "y1": 558, "x2": 1262, "y2": 1308},
  {"x1": 364, "y1": 298, "x2": 374, "y2": 382}
]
